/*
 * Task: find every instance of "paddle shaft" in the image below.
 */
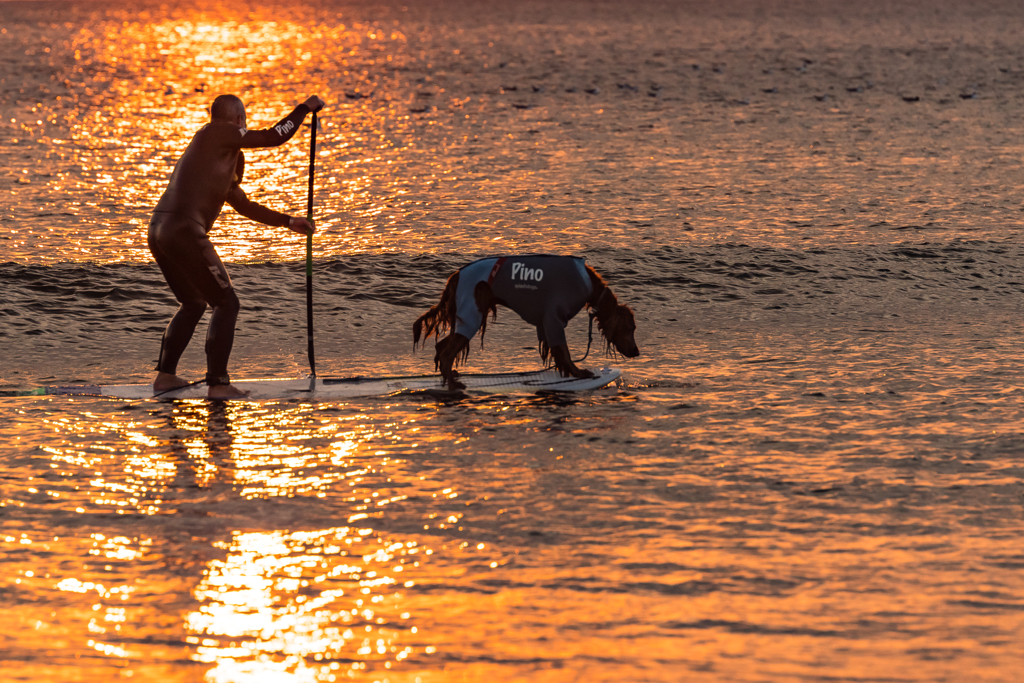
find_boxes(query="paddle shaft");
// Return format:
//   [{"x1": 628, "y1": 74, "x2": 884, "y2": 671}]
[{"x1": 305, "y1": 112, "x2": 317, "y2": 378}]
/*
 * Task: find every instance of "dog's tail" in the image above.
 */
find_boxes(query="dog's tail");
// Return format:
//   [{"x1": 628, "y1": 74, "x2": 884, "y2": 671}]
[{"x1": 413, "y1": 271, "x2": 460, "y2": 349}]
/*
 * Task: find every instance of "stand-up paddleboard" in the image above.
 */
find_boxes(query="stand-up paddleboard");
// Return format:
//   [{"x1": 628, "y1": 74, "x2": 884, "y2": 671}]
[{"x1": 16, "y1": 367, "x2": 621, "y2": 401}]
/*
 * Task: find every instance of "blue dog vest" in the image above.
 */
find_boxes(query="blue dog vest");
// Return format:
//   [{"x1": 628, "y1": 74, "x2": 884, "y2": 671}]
[{"x1": 454, "y1": 255, "x2": 593, "y2": 349}]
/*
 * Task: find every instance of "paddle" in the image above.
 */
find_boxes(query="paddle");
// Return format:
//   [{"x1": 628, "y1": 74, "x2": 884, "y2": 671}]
[{"x1": 305, "y1": 112, "x2": 318, "y2": 378}]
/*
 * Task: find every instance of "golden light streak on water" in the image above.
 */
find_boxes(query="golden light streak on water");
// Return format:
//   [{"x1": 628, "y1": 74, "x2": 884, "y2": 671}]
[
  {"x1": 150, "y1": 402, "x2": 445, "y2": 681},
  {"x1": 186, "y1": 527, "x2": 427, "y2": 682},
  {"x1": 35, "y1": 397, "x2": 431, "y2": 515},
  {"x1": 5, "y1": 396, "x2": 473, "y2": 680},
  {"x1": 225, "y1": 402, "x2": 365, "y2": 500},
  {"x1": 36, "y1": 6, "x2": 414, "y2": 263},
  {"x1": 38, "y1": 408, "x2": 176, "y2": 516}
]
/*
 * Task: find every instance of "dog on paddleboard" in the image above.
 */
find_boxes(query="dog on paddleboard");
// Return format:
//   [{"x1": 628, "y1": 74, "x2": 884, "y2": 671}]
[{"x1": 413, "y1": 255, "x2": 639, "y2": 390}]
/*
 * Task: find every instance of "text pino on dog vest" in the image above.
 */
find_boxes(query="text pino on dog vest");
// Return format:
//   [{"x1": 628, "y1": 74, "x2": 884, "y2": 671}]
[{"x1": 511, "y1": 262, "x2": 544, "y2": 282}]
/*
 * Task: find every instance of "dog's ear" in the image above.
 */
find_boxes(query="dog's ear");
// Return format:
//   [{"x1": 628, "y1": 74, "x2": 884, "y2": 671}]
[
  {"x1": 473, "y1": 281, "x2": 497, "y2": 318},
  {"x1": 610, "y1": 304, "x2": 640, "y2": 358},
  {"x1": 607, "y1": 304, "x2": 636, "y2": 337}
]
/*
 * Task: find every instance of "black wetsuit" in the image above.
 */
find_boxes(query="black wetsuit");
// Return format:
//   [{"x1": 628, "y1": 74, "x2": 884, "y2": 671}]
[{"x1": 149, "y1": 104, "x2": 311, "y2": 385}]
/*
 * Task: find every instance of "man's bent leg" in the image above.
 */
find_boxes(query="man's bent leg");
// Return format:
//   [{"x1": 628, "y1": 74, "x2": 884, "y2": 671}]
[
  {"x1": 204, "y1": 288, "x2": 239, "y2": 387},
  {"x1": 191, "y1": 246, "x2": 250, "y2": 399},
  {"x1": 153, "y1": 301, "x2": 205, "y2": 393},
  {"x1": 149, "y1": 218, "x2": 209, "y2": 392},
  {"x1": 205, "y1": 293, "x2": 251, "y2": 399},
  {"x1": 156, "y1": 299, "x2": 207, "y2": 376},
  {"x1": 149, "y1": 217, "x2": 248, "y2": 397}
]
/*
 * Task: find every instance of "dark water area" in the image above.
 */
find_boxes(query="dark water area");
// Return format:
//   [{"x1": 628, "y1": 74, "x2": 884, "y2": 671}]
[{"x1": 3, "y1": 240, "x2": 1024, "y2": 385}]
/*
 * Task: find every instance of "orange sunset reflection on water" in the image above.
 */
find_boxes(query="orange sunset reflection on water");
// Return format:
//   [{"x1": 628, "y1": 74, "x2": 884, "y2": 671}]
[
  {"x1": 19, "y1": 4, "x2": 420, "y2": 264},
  {"x1": 9, "y1": 0, "x2": 1024, "y2": 266},
  {"x1": 7, "y1": 0, "x2": 1024, "y2": 680},
  {"x1": 25, "y1": 398, "x2": 469, "y2": 681},
  {"x1": 38, "y1": 399, "x2": 428, "y2": 513},
  {"x1": 187, "y1": 527, "x2": 428, "y2": 682}
]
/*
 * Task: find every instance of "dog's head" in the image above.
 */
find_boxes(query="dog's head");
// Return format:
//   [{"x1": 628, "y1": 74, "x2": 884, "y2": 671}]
[{"x1": 598, "y1": 302, "x2": 640, "y2": 359}]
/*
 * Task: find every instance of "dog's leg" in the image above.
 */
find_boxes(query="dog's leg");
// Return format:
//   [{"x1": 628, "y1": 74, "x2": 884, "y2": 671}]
[
  {"x1": 435, "y1": 334, "x2": 470, "y2": 390},
  {"x1": 549, "y1": 345, "x2": 596, "y2": 379}
]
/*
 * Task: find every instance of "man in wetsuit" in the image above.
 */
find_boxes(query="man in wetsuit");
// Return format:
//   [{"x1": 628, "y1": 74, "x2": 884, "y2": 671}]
[{"x1": 149, "y1": 93, "x2": 325, "y2": 399}]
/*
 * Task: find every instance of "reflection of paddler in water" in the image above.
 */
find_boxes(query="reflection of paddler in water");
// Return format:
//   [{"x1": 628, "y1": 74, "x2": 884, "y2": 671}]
[
  {"x1": 156, "y1": 400, "x2": 235, "y2": 497},
  {"x1": 149, "y1": 94, "x2": 325, "y2": 399}
]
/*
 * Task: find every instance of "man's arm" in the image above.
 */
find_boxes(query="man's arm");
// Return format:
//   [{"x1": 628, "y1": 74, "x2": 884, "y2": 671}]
[
  {"x1": 225, "y1": 184, "x2": 290, "y2": 226},
  {"x1": 226, "y1": 185, "x2": 315, "y2": 234},
  {"x1": 239, "y1": 96, "x2": 325, "y2": 149}
]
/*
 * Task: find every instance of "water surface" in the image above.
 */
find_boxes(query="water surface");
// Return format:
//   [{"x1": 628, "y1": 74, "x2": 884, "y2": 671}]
[{"x1": 2, "y1": 1, "x2": 1024, "y2": 681}]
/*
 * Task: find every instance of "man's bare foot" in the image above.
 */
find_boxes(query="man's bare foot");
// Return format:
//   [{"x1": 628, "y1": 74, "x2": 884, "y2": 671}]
[
  {"x1": 153, "y1": 372, "x2": 190, "y2": 393},
  {"x1": 208, "y1": 383, "x2": 251, "y2": 400}
]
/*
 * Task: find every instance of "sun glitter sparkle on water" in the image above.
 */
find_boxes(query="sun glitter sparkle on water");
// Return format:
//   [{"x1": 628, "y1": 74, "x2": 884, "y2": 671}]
[
  {"x1": 4, "y1": 3, "x2": 421, "y2": 263},
  {"x1": 5, "y1": 0, "x2": 1024, "y2": 681},
  {"x1": 9, "y1": 395, "x2": 488, "y2": 681}
]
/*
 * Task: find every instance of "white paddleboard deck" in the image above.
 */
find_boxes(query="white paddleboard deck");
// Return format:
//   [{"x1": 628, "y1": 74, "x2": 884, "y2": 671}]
[{"x1": 35, "y1": 367, "x2": 621, "y2": 400}]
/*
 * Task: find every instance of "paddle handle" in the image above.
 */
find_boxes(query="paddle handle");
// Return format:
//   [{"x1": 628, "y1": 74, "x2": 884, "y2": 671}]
[{"x1": 305, "y1": 112, "x2": 317, "y2": 378}]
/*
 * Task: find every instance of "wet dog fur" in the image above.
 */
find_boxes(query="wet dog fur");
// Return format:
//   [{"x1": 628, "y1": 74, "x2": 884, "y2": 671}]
[{"x1": 413, "y1": 263, "x2": 639, "y2": 389}]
